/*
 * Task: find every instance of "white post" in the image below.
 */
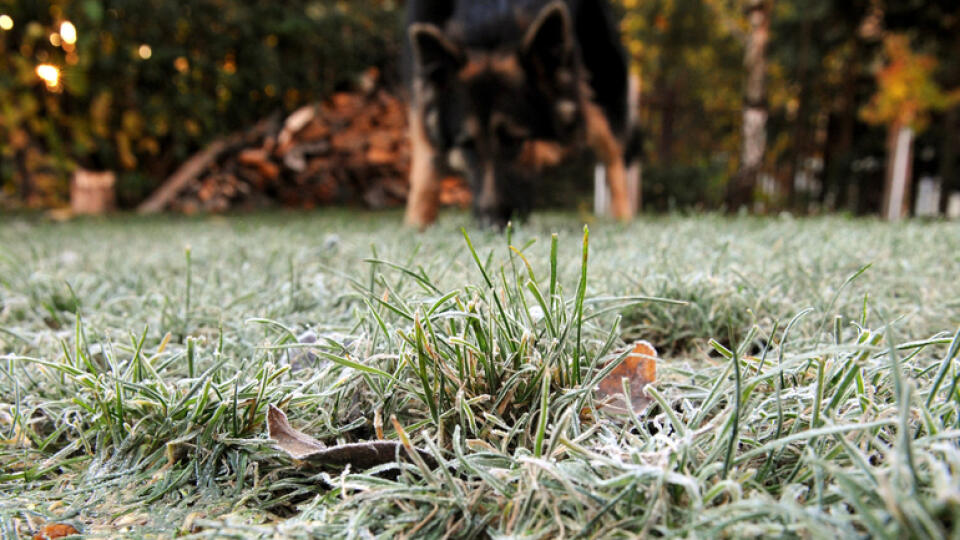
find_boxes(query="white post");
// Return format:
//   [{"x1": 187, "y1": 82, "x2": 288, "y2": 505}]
[
  {"x1": 914, "y1": 177, "x2": 941, "y2": 217},
  {"x1": 594, "y1": 165, "x2": 608, "y2": 216},
  {"x1": 947, "y1": 192, "x2": 960, "y2": 220}
]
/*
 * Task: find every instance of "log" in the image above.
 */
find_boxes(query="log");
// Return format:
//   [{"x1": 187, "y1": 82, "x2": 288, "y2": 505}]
[
  {"x1": 138, "y1": 114, "x2": 281, "y2": 213},
  {"x1": 135, "y1": 78, "x2": 478, "y2": 213},
  {"x1": 137, "y1": 138, "x2": 234, "y2": 214}
]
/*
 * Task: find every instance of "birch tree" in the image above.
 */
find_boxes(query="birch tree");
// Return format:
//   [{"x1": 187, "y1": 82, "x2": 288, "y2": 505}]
[{"x1": 726, "y1": 0, "x2": 772, "y2": 209}]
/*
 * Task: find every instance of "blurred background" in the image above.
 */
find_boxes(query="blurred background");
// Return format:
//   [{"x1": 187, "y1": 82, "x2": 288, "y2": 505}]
[{"x1": 1, "y1": 0, "x2": 958, "y2": 219}]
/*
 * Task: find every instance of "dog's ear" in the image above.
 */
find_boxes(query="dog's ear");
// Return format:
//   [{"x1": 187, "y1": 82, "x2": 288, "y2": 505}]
[
  {"x1": 410, "y1": 23, "x2": 464, "y2": 83},
  {"x1": 522, "y1": 1, "x2": 574, "y2": 75}
]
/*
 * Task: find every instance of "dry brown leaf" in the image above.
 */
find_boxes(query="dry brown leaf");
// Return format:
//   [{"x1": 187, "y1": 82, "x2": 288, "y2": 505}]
[
  {"x1": 595, "y1": 341, "x2": 658, "y2": 415},
  {"x1": 0, "y1": 409, "x2": 32, "y2": 448},
  {"x1": 33, "y1": 523, "x2": 78, "y2": 540},
  {"x1": 266, "y1": 404, "x2": 326, "y2": 458},
  {"x1": 266, "y1": 405, "x2": 436, "y2": 470}
]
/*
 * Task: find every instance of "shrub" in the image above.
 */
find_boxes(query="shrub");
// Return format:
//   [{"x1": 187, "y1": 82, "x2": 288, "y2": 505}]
[{"x1": 0, "y1": 0, "x2": 402, "y2": 208}]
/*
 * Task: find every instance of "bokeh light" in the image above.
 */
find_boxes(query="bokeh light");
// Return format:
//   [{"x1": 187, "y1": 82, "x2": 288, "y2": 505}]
[
  {"x1": 138, "y1": 44, "x2": 152, "y2": 59},
  {"x1": 35, "y1": 64, "x2": 60, "y2": 89},
  {"x1": 0, "y1": 14, "x2": 13, "y2": 31},
  {"x1": 59, "y1": 21, "x2": 77, "y2": 45}
]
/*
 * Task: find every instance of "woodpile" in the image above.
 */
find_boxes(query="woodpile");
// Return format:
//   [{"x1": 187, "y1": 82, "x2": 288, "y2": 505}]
[{"x1": 139, "y1": 70, "x2": 471, "y2": 214}]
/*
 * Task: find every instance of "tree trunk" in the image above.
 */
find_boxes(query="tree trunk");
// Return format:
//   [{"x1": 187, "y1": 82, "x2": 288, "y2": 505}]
[
  {"x1": 821, "y1": 38, "x2": 861, "y2": 212},
  {"x1": 939, "y1": 28, "x2": 960, "y2": 214},
  {"x1": 656, "y1": 76, "x2": 676, "y2": 166},
  {"x1": 940, "y1": 108, "x2": 958, "y2": 214},
  {"x1": 882, "y1": 121, "x2": 914, "y2": 221},
  {"x1": 728, "y1": 0, "x2": 772, "y2": 210},
  {"x1": 786, "y1": 11, "x2": 813, "y2": 211},
  {"x1": 71, "y1": 169, "x2": 116, "y2": 215},
  {"x1": 16, "y1": 149, "x2": 31, "y2": 204}
]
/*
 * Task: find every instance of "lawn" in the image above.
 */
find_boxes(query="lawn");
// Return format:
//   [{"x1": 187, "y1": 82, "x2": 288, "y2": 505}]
[{"x1": 1, "y1": 210, "x2": 959, "y2": 538}]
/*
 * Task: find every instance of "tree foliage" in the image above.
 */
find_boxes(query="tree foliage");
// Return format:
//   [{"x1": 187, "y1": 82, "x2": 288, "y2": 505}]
[
  {"x1": 0, "y1": 0, "x2": 401, "y2": 207},
  {"x1": 616, "y1": 0, "x2": 959, "y2": 213},
  {"x1": 620, "y1": 0, "x2": 744, "y2": 208},
  {"x1": 861, "y1": 34, "x2": 958, "y2": 131}
]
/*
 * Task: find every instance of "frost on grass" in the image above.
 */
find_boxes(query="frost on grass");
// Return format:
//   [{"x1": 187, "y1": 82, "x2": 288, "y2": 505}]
[{"x1": 1, "y1": 215, "x2": 959, "y2": 537}]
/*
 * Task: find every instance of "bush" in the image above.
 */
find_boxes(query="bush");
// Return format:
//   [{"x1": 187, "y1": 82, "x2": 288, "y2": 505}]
[
  {"x1": 642, "y1": 162, "x2": 728, "y2": 211},
  {"x1": 0, "y1": 0, "x2": 402, "y2": 208}
]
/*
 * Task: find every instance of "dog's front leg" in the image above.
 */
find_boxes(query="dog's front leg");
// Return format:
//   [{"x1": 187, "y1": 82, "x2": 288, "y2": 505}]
[
  {"x1": 404, "y1": 106, "x2": 442, "y2": 228},
  {"x1": 585, "y1": 102, "x2": 633, "y2": 221}
]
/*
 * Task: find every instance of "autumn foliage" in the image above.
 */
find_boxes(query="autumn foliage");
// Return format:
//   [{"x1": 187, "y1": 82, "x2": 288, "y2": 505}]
[
  {"x1": 0, "y1": 0, "x2": 401, "y2": 208},
  {"x1": 861, "y1": 34, "x2": 959, "y2": 132}
]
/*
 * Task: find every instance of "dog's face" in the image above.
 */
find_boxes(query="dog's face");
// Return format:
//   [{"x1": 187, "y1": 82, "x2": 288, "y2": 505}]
[{"x1": 410, "y1": 2, "x2": 582, "y2": 227}]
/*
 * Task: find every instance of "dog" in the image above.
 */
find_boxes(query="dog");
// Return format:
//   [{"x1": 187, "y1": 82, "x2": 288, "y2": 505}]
[{"x1": 404, "y1": 0, "x2": 636, "y2": 228}]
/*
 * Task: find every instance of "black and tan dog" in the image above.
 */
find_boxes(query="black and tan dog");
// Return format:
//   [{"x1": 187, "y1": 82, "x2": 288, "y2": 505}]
[{"x1": 404, "y1": 0, "x2": 636, "y2": 228}]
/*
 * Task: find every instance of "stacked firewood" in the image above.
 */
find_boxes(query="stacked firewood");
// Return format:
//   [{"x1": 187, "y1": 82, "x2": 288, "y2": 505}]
[{"x1": 139, "y1": 71, "x2": 471, "y2": 214}]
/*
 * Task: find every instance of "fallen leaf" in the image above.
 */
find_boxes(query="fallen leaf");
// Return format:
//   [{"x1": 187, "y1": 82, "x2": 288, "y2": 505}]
[
  {"x1": 181, "y1": 512, "x2": 204, "y2": 535},
  {"x1": 266, "y1": 405, "x2": 436, "y2": 469},
  {"x1": 0, "y1": 409, "x2": 32, "y2": 448},
  {"x1": 33, "y1": 523, "x2": 78, "y2": 540},
  {"x1": 112, "y1": 511, "x2": 149, "y2": 529},
  {"x1": 595, "y1": 341, "x2": 658, "y2": 414}
]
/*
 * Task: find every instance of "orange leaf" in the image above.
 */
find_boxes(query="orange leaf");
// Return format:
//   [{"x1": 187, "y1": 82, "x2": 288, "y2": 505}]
[
  {"x1": 595, "y1": 340, "x2": 657, "y2": 414},
  {"x1": 33, "y1": 523, "x2": 79, "y2": 540}
]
